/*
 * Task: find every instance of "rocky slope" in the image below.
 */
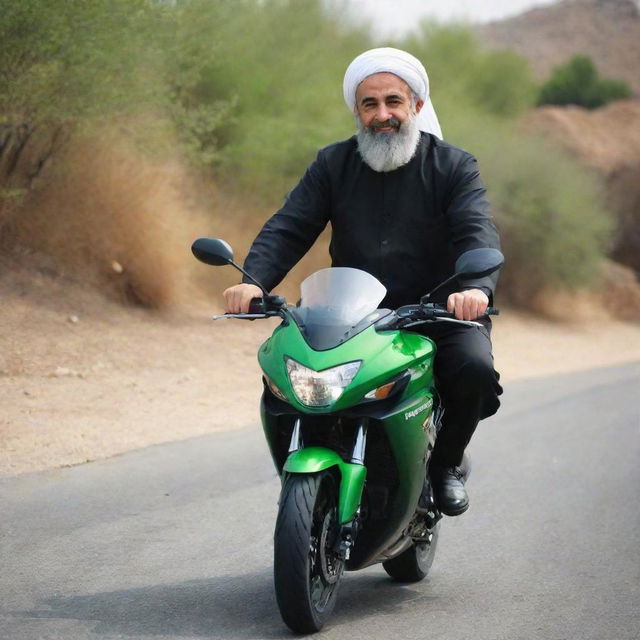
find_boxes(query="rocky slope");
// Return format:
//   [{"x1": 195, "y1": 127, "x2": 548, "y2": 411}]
[{"x1": 477, "y1": 0, "x2": 640, "y2": 93}]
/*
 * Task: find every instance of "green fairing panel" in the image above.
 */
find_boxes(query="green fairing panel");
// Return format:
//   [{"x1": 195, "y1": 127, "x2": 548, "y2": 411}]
[
  {"x1": 284, "y1": 447, "x2": 367, "y2": 524},
  {"x1": 379, "y1": 391, "x2": 432, "y2": 531},
  {"x1": 283, "y1": 446, "x2": 345, "y2": 473},
  {"x1": 258, "y1": 323, "x2": 435, "y2": 414},
  {"x1": 343, "y1": 390, "x2": 435, "y2": 570}
]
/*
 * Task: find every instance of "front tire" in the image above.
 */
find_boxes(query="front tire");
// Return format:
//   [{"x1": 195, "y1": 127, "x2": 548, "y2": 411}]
[
  {"x1": 274, "y1": 470, "x2": 344, "y2": 633},
  {"x1": 382, "y1": 522, "x2": 440, "y2": 582}
]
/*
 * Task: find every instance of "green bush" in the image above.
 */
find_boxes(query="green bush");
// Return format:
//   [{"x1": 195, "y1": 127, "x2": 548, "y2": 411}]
[
  {"x1": 538, "y1": 55, "x2": 632, "y2": 109},
  {"x1": 402, "y1": 24, "x2": 537, "y2": 121},
  {"x1": 0, "y1": 0, "x2": 170, "y2": 124},
  {"x1": 168, "y1": 0, "x2": 367, "y2": 197},
  {"x1": 460, "y1": 123, "x2": 612, "y2": 302}
]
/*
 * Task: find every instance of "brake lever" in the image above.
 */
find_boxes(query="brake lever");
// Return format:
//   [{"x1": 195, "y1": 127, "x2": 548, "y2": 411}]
[{"x1": 212, "y1": 313, "x2": 270, "y2": 320}]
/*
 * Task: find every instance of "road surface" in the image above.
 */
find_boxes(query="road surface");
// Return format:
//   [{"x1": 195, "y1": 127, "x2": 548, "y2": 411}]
[{"x1": 1, "y1": 363, "x2": 638, "y2": 639}]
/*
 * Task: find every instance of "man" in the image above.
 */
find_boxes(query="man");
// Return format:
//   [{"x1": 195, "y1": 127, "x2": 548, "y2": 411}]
[{"x1": 224, "y1": 47, "x2": 503, "y2": 516}]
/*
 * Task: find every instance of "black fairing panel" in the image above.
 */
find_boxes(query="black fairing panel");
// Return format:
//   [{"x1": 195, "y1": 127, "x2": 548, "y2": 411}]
[{"x1": 288, "y1": 308, "x2": 392, "y2": 351}]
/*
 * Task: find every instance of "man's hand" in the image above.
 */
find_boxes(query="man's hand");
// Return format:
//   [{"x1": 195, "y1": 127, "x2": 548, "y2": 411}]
[
  {"x1": 447, "y1": 289, "x2": 489, "y2": 321},
  {"x1": 223, "y1": 283, "x2": 263, "y2": 314}
]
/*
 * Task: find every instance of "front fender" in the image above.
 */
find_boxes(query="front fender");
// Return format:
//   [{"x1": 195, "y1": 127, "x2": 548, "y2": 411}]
[{"x1": 283, "y1": 447, "x2": 367, "y2": 524}]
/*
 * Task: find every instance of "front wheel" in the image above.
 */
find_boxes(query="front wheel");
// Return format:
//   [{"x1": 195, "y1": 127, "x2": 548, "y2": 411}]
[
  {"x1": 382, "y1": 522, "x2": 440, "y2": 582},
  {"x1": 274, "y1": 470, "x2": 344, "y2": 633}
]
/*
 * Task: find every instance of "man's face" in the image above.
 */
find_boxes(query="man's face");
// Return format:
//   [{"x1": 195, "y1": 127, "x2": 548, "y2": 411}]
[
  {"x1": 354, "y1": 72, "x2": 425, "y2": 172},
  {"x1": 355, "y1": 72, "x2": 424, "y2": 133}
]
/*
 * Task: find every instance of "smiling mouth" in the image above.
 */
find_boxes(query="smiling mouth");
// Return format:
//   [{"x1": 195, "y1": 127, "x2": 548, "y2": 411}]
[{"x1": 370, "y1": 117, "x2": 401, "y2": 134}]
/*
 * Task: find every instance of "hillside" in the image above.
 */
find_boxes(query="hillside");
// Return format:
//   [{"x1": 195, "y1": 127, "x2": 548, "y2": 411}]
[
  {"x1": 476, "y1": 0, "x2": 640, "y2": 292},
  {"x1": 522, "y1": 100, "x2": 640, "y2": 279},
  {"x1": 476, "y1": 0, "x2": 640, "y2": 93},
  {"x1": 522, "y1": 101, "x2": 640, "y2": 172}
]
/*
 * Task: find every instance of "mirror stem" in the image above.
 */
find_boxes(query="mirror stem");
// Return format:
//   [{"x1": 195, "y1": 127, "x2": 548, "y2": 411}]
[
  {"x1": 420, "y1": 274, "x2": 457, "y2": 305},
  {"x1": 230, "y1": 260, "x2": 269, "y2": 295}
]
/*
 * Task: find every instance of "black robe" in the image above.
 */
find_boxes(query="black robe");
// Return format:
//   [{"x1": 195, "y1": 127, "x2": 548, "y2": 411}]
[{"x1": 243, "y1": 132, "x2": 501, "y2": 309}]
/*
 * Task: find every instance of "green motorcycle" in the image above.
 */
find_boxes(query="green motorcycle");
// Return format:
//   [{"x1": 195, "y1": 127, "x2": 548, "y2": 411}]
[{"x1": 192, "y1": 238, "x2": 503, "y2": 634}]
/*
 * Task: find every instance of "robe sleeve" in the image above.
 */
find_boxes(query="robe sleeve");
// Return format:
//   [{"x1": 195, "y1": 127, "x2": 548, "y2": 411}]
[
  {"x1": 241, "y1": 152, "x2": 331, "y2": 292},
  {"x1": 444, "y1": 152, "x2": 501, "y2": 302}
]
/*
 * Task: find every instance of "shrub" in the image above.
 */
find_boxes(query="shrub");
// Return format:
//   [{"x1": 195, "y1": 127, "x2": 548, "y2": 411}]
[
  {"x1": 538, "y1": 55, "x2": 632, "y2": 109},
  {"x1": 169, "y1": 0, "x2": 367, "y2": 198},
  {"x1": 463, "y1": 124, "x2": 613, "y2": 303},
  {"x1": 402, "y1": 24, "x2": 538, "y2": 120},
  {"x1": 0, "y1": 0, "x2": 170, "y2": 124}
]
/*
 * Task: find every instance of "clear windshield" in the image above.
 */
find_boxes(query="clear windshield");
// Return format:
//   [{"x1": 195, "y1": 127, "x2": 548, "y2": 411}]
[{"x1": 291, "y1": 268, "x2": 388, "y2": 350}]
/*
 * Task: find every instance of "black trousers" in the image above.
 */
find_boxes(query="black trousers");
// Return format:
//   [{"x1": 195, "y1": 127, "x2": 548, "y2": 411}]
[{"x1": 417, "y1": 320, "x2": 503, "y2": 468}]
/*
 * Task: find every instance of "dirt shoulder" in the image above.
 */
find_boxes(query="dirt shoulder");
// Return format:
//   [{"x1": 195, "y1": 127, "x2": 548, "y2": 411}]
[{"x1": 2, "y1": 274, "x2": 639, "y2": 477}]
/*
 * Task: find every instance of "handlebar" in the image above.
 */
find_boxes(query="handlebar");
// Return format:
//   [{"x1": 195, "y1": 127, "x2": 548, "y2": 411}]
[
  {"x1": 395, "y1": 303, "x2": 499, "y2": 319},
  {"x1": 387, "y1": 302, "x2": 499, "y2": 329},
  {"x1": 213, "y1": 295, "x2": 287, "y2": 320},
  {"x1": 248, "y1": 295, "x2": 286, "y2": 314},
  {"x1": 213, "y1": 298, "x2": 499, "y2": 325}
]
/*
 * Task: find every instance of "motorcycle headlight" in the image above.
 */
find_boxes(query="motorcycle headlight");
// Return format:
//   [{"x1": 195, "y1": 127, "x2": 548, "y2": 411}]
[{"x1": 285, "y1": 357, "x2": 361, "y2": 407}]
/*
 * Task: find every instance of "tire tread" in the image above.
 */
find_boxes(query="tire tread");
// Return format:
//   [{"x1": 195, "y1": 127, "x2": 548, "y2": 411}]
[{"x1": 274, "y1": 472, "x2": 340, "y2": 633}]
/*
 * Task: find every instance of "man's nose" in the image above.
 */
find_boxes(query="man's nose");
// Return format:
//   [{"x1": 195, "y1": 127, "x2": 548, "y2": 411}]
[{"x1": 376, "y1": 104, "x2": 391, "y2": 121}]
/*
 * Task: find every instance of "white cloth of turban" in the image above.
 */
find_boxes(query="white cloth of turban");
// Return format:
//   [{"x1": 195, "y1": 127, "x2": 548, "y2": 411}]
[{"x1": 343, "y1": 47, "x2": 443, "y2": 140}]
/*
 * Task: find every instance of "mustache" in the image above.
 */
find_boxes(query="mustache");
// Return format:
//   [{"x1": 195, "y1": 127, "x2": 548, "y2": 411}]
[{"x1": 369, "y1": 116, "x2": 401, "y2": 131}]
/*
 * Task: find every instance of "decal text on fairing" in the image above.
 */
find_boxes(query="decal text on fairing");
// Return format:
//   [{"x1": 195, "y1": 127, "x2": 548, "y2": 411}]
[{"x1": 404, "y1": 401, "x2": 431, "y2": 421}]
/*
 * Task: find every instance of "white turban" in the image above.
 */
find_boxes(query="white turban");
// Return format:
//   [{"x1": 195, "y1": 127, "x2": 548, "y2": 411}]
[{"x1": 343, "y1": 47, "x2": 443, "y2": 140}]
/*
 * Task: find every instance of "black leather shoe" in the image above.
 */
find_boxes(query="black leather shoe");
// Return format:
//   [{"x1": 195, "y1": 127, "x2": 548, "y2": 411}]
[{"x1": 430, "y1": 465, "x2": 469, "y2": 516}]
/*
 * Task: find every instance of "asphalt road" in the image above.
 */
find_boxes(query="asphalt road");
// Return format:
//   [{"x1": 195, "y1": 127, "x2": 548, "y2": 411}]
[{"x1": 1, "y1": 363, "x2": 638, "y2": 640}]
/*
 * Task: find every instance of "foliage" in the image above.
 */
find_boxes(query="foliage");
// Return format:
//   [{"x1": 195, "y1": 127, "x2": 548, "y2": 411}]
[
  {"x1": 402, "y1": 24, "x2": 537, "y2": 121},
  {"x1": 0, "y1": 0, "x2": 616, "y2": 302},
  {"x1": 538, "y1": 55, "x2": 632, "y2": 109},
  {"x1": 0, "y1": 0, "x2": 170, "y2": 124},
  {"x1": 167, "y1": 0, "x2": 367, "y2": 195},
  {"x1": 0, "y1": 1, "x2": 539, "y2": 192},
  {"x1": 462, "y1": 124, "x2": 612, "y2": 301}
]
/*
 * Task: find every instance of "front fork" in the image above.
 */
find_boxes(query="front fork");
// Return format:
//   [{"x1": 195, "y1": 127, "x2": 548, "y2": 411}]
[{"x1": 283, "y1": 418, "x2": 369, "y2": 560}]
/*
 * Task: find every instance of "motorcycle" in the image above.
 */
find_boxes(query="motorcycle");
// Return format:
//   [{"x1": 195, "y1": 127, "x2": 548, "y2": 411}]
[{"x1": 192, "y1": 237, "x2": 503, "y2": 633}]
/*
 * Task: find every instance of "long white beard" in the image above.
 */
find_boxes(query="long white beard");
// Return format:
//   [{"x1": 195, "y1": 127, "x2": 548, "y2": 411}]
[{"x1": 356, "y1": 111, "x2": 421, "y2": 173}]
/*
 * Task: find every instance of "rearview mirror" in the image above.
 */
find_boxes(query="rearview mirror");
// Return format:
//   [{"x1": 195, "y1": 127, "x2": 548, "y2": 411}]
[
  {"x1": 191, "y1": 237, "x2": 234, "y2": 266},
  {"x1": 420, "y1": 247, "x2": 504, "y2": 304},
  {"x1": 191, "y1": 237, "x2": 269, "y2": 294},
  {"x1": 454, "y1": 248, "x2": 504, "y2": 279}
]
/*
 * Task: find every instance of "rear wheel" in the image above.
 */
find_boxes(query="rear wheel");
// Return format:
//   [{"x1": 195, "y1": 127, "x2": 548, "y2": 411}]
[
  {"x1": 383, "y1": 522, "x2": 440, "y2": 582},
  {"x1": 274, "y1": 471, "x2": 344, "y2": 633}
]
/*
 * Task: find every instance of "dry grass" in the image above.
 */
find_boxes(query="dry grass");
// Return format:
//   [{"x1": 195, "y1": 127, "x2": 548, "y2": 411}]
[
  {"x1": 526, "y1": 260, "x2": 640, "y2": 323},
  {"x1": 0, "y1": 124, "x2": 334, "y2": 312},
  {"x1": 2, "y1": 131, "x2": 217, "y2": 309}
]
